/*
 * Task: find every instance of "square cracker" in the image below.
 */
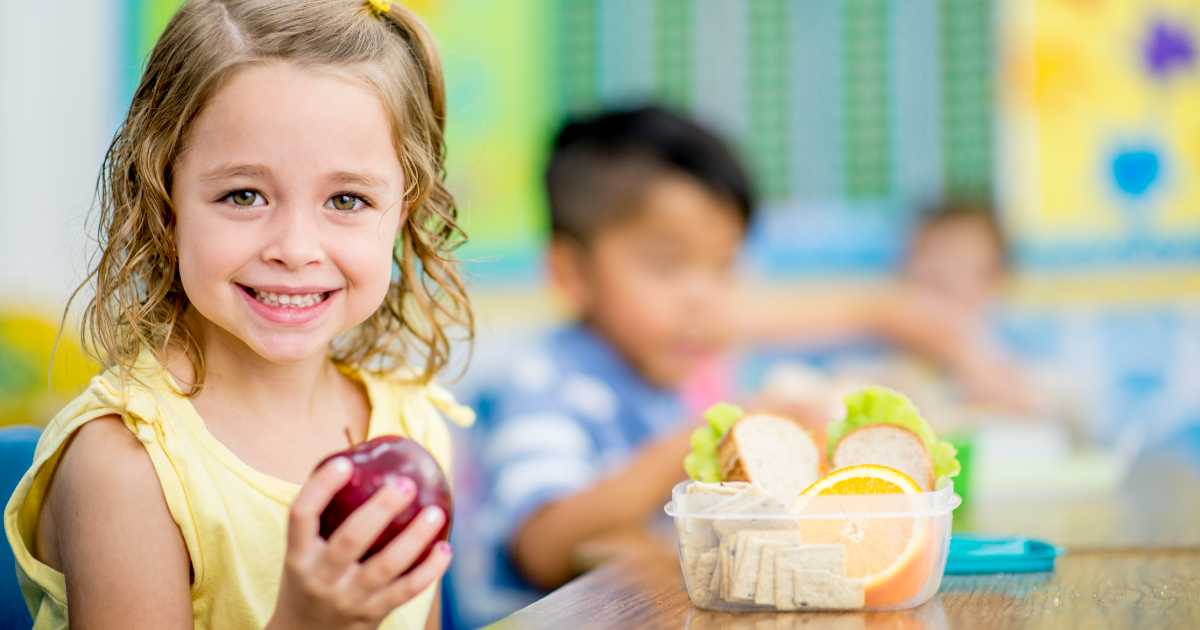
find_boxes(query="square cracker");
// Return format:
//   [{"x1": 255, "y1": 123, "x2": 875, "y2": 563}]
[
  {"x1": 717, "y1": 534, "x2": 734, "y2": 600},
  {"x1": 730, "y1": 531, "x2": 805, "y2": 603},
  {"x1": 687, "y1": 481, "x2": 757, "y2": 497},
  {"x1": 755, "y1": 543, "x2": 779, "y2": 605},
  {"x1": 690, "y1": 549, "x2": 720, "y2": 606},
  {"x1": 680, "y1": 518, "x2": 715, "y2": 577},
  {"x1": 774, "y1": 558, "x2": 796, "y2": 609},
  {"x1": 706, "y1": 482, "x2": 791, "y2": 540},
  {"x1": 773, "y1": 544, "x2": 849, "y2": 610},
  {"x1": 755, "y1": 541, "x2": 810, "y2": 606},
  {"x1": 711, "y1": 495, "x2": 794, "y2": 538},
  {"x1": 790, "y1": 570, "x2": 865, "y2": 610},
  {"x1": 776, "y1": 544, "x2": 846, "y2": 576},
  {"x1": 681, "y1": 482, "x2": 751, "y2": 576}
]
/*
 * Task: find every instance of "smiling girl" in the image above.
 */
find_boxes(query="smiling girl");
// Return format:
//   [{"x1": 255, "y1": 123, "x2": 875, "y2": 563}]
[{"x1": 4, "y1": 1, "x2": 473, "y2": 629}]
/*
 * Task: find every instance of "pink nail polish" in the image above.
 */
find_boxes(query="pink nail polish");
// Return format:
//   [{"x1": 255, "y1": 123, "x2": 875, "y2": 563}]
[
  {"x1": 393, "y1": 477, "x2": 415, "y2": 495},
  {"x1": 437, "y1": 541, "x2": 452, "y2": 555}
]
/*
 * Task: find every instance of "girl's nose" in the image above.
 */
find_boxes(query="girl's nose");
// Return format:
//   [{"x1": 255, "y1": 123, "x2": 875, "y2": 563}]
[{"x1": 261, "y1": 205, "x2": 326, "y2": 269}]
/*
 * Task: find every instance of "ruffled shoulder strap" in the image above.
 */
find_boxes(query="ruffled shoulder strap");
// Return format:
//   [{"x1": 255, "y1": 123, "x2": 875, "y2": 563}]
[{"x1": 353, "y1": 368, "x2": 474, "y2": 473}]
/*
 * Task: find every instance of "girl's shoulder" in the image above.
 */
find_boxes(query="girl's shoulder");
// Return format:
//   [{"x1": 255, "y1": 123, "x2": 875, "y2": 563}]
[
  {"x1": 348, "y1": 365, "x2": 475, "y2": 430},
  {"x1": 5, "y1": 363, "x2": 194, "y2": 628},
  {"x1": 347, "y1": 366, "x2": 474, "y2": 475}
]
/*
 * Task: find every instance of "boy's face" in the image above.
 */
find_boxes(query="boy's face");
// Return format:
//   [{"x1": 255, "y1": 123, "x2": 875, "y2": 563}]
[
  {"x1": 551, "y1": 174, "x2": 744, "y2": 388},
  {"x1": 905, "y1": 217, "x2": 1003, "y2": 313}
]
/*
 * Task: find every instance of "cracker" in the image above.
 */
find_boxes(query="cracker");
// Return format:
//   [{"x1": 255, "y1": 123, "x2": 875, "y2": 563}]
[
  {"x1": 687, "y1": 481, "x2": 757, "y2": 497},
  {"x1": 711, "y1": 496, "x2": 796, "y2": 538},
  {"x1": 731, "y1": 531, "x2": 806, "y2": 603},
  {"x1": 681, "y1": 482, "x2": 753, "y2": 576},
  {"x1": 755, "y1": 543, "x2": 778, "y2": 606},
  {"x1": 690, "y1": 549, "x2": 720, "y2": 606},
  {"x1": 773, "y1": 544, "x2": 850, "y2": 610},
  {"x1": 718, "y1": 534, "x2": 734, "y2": 600},
  {"x1": 774, "y1": 557, "x2": 795, "y2": 609},
  {"x1": 790, "y1": 570, "x2": 866, "y2": 610},
  {"x1": 680, "y1": 518, "x2": 716, "y2": 577},
  {"x1": 776, "y1": 544, "x2": 847, "y2": 577}
]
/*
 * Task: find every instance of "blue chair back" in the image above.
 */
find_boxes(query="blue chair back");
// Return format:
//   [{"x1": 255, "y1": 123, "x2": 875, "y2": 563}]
[{"x1": 0, "y1": 426, "x2": 40, "y2": 630}]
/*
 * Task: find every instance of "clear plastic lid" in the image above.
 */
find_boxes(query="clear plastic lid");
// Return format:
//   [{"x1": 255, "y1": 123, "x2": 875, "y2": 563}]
[{"x1": 665, "y1": 480, "x2": 961, "y2": 520}]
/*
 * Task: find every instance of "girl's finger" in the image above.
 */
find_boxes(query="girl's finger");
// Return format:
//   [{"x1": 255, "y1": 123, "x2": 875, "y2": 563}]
[
  {"x1": 363, "y1": 540, "x2": 452, "y2": 619},
  {"x1": 287, "y1": 457, "x2": 353, "y2": 552},
  {"x1": 355, "y1": 506, "x2": 446, "y2": 589},
  {"x1": 320, "y1": 477, "x2": 417, "y2": 572}
]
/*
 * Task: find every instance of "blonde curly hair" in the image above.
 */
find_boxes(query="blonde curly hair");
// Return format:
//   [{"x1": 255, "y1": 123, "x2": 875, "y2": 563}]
[{"x1": 70, "y1": 0, "x2": 471, "y2": 392}]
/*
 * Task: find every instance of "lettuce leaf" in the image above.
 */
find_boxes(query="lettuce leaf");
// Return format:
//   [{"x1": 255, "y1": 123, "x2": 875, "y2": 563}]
[
  {"x1": 826, "y1": 387, "x2": 960, "y2": 486},
  {"x1": 683, "y1": 403, "x2": 744, "y2": 481}
]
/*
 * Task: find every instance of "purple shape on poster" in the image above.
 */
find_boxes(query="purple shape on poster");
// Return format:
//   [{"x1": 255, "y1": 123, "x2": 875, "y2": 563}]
[
  {"x1": 1145, "y1": 20, "x2": 1195, "y2": 78},
  {"x1": 1112, "y1": 151, "x2": 1159, "y2": 196}
]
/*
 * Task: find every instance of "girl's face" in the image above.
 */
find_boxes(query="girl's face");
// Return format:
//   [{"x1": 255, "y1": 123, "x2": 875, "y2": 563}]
[{"x1": 172, "y1": 62, "x2": 405, "y2": 364}]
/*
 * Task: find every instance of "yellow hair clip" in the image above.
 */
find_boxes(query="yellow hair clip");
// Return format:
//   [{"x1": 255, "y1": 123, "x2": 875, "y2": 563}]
[{"x1": 367, "y1": 0, "x2": 393, "y2": 15}]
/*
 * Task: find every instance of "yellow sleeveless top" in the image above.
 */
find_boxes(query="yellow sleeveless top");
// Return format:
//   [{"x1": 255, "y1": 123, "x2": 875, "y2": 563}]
[{"x1": 3, "y1": 353, "x2": 474, "y2": 630}]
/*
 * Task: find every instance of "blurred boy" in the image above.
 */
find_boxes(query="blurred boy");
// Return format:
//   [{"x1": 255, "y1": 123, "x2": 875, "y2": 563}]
[{"x1": 453, "y1": 108, "x2": 750, "y2": 624}]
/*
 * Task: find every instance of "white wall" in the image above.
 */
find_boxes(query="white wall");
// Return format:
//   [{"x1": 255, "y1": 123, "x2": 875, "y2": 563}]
[{"x1": 0, "y1": 0, "x2": 119, "y2": 315}]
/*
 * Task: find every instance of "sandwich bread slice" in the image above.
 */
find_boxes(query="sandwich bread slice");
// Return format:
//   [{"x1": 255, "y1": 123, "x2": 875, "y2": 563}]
[
  {"x1": 831, "y1": 424, "x2": 934, "y2": 491},
  {"x1": 717, "y1": 414, "x2": 822, "y2": 500},
  {"x1": 825, "y1": 387, "x2": 960, "y2": 492},
  {"x1": 684, "y1": 404, "x2": 822, "y2": 501}
]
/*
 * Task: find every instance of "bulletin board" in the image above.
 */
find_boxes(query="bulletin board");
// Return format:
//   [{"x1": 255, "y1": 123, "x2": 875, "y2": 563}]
[{"x1": 999, "y1": 0, "x2": 1200, "y2": 274}]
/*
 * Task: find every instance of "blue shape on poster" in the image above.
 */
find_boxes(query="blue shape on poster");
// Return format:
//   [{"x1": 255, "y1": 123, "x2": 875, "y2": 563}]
[
  {"x1": 1145, "y1": 20, "x2": 1195, "y2": 78},
  {"x1": 1112, "y1": 151, "x2": 1159, "y2": 196}
]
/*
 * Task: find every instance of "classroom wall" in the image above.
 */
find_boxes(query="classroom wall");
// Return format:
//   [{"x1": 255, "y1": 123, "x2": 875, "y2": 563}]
[
  {"x1": 0, "y1": 0, "x2": 119, "y2": 314},
  {"x1": 0, "y1": 0, "x2": 1197, "y2": 439}
]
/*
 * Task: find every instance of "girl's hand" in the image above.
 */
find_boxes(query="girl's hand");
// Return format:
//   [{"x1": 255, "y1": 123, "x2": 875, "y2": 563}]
[{"x1": 266, "y1": 457, "x2": 452, "y2": 630}]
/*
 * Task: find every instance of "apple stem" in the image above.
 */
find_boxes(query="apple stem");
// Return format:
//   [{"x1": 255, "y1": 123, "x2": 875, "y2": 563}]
[{"x1": 344, "y1": 427, "x2": 356, "y2": 448}]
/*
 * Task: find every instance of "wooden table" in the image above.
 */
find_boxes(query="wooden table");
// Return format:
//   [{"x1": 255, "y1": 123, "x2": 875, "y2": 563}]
[{"x1": 488, "y1": 455, "x2": 1200, "y2": 629}]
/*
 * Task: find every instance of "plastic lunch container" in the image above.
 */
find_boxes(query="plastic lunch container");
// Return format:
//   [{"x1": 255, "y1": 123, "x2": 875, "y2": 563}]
[{"x1": 664, "y1": 480, "x2": 961, "y2": 612}]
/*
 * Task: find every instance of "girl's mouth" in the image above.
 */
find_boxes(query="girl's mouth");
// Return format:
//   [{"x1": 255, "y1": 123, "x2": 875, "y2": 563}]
[{"x1": 240, "y1": 285, "x2": 331, "y2": 309}]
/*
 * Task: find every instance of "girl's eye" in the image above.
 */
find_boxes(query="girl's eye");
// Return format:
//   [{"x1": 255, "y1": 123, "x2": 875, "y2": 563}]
[
  {"x1": 327, "y1": 194, "x2": 366, "y2": 212},
  {"x1": 226, "y1": 190, "x2": 265, "y2": 207}
]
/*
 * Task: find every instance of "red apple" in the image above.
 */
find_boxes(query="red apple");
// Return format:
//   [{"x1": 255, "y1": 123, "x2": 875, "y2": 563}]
[{"x1": 317, "y1": 435, "x2": 452, "y2": 569}]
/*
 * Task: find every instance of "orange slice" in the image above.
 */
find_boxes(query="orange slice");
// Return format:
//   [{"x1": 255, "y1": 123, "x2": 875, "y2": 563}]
[{"x1": 791, "y1": 465, "x2": 934, "y2": 607}]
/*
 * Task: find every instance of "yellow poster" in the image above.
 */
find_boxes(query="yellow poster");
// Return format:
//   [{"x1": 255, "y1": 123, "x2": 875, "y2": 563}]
[{"x1": 1002, "y1": 0, "x2": 1200, "y2": 252}]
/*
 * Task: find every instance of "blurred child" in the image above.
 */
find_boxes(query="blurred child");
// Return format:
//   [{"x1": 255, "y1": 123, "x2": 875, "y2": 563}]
[
  {"x1": 454, "y1": 108, "x2": 749, "y2": 624},
  {"x1": 4, "y1": 2, "x2": 473, "y2": 629},
  {"x1": 905, "y1": 201, "x2": 1007, "y2": 319},
  {"x1": 902, "y1": 201, "x2": 1035, "y2": 412}
]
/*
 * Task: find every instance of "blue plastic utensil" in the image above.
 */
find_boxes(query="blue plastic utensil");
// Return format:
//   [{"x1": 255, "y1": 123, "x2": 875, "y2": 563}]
[{"x1": 945, "y1": 534, "x2": 1067, "y2": 575}]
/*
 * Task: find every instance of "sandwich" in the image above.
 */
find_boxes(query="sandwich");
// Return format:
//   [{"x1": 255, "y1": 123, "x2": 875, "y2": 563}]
[
  {"x1": 825, "y1": 387, "x2": 960, "y2": 491},
  {"x1": 684, "y1": 403, "x2": 822, "y2": 500}
]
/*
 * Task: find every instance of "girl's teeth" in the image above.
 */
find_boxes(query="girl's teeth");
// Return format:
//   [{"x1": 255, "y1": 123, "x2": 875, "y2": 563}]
[{"x1": 251, "y1": 289, "x2": 326, "y2": 308}]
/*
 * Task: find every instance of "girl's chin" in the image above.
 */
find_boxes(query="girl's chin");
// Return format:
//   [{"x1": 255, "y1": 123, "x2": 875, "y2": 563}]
[{"x1": 246, "y1": 334, "x2": 340, "y2": 365}]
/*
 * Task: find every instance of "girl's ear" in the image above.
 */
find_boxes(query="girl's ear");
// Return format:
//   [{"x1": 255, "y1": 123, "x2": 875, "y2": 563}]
[{"x1": 547, "y1": 235, "x2": 593, "y2": 315}]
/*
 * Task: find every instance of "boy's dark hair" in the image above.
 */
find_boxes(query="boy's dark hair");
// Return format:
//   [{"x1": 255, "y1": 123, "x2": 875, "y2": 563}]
[{"x1": 545, "y1": 106, "x2": 755, "y2": 243}]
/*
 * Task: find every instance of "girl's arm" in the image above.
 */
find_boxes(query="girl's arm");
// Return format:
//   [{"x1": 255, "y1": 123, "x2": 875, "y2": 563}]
[{"x1": 43, "y1": 416, "x2": 194, "y2": 629}]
